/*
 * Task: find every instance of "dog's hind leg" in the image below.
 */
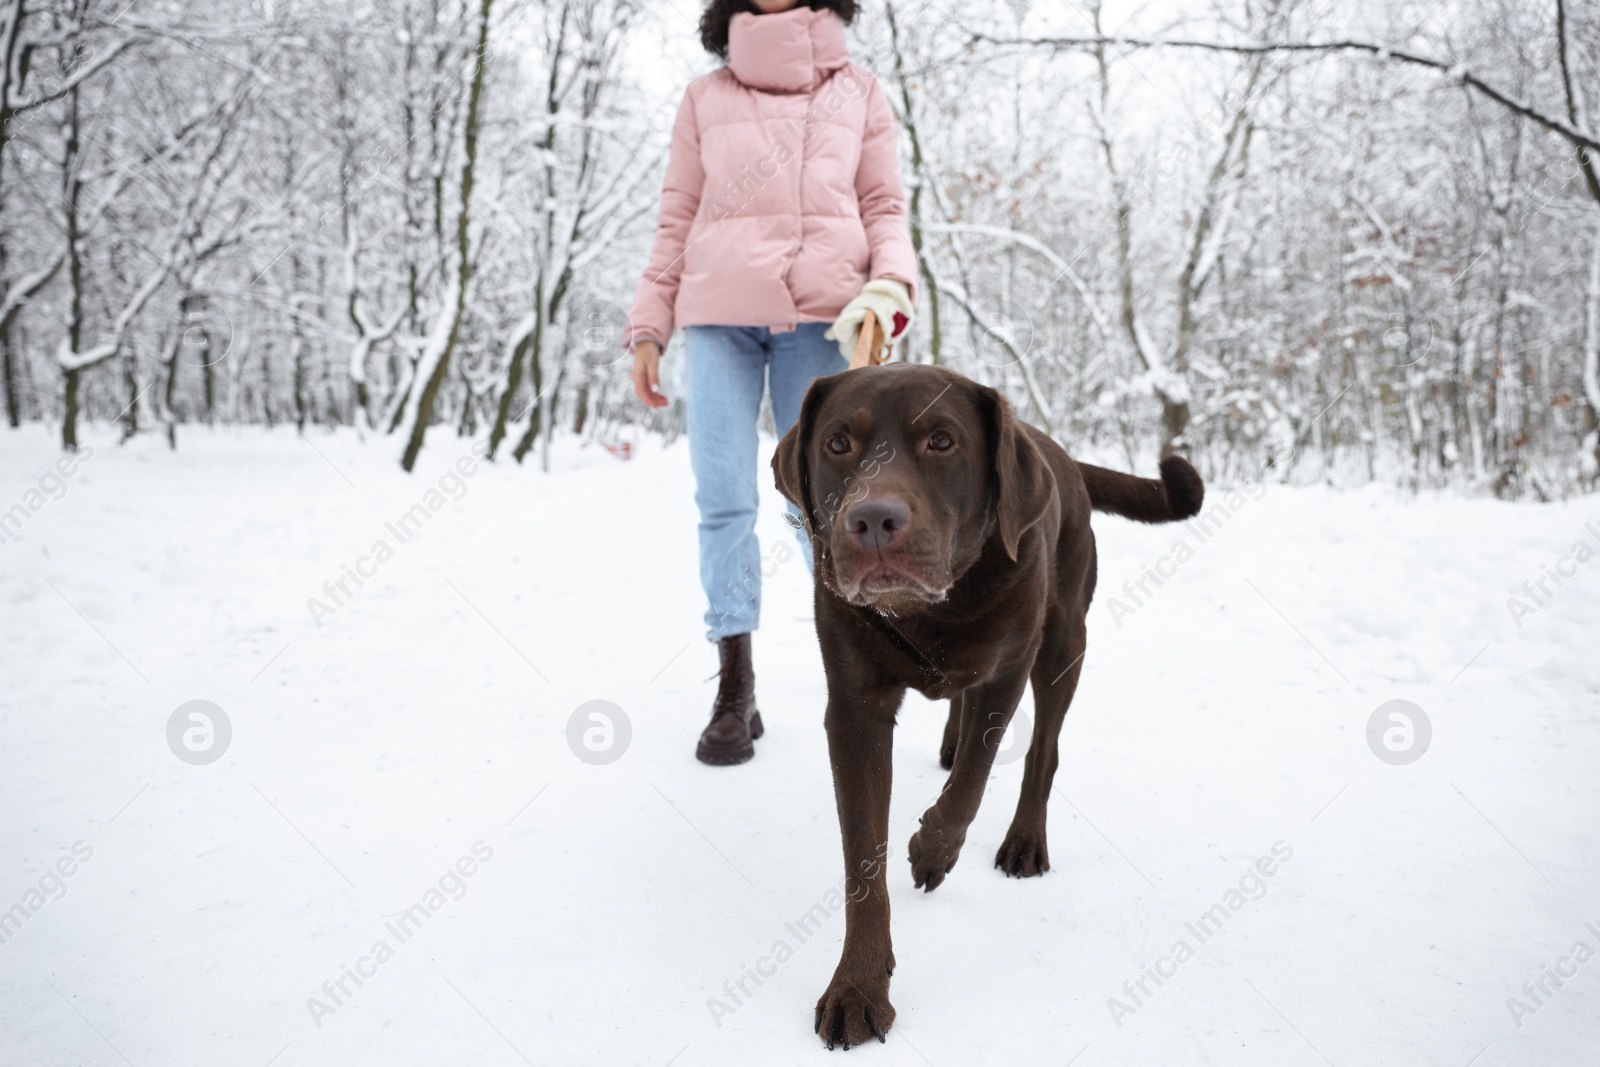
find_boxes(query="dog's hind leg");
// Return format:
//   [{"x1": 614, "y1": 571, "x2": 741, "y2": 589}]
[
  {"x1": 938, "y1": 693, "x2": 962, "y2": 770},
  {"x1": 909, "y1": 669, "x2": 1030, "y2": 892},
  {"x1": 995, "y1": 608, "x2": 1086, "y2": 877}
]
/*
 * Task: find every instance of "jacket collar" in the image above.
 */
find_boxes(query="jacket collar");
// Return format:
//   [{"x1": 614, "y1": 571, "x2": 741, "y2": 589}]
[{"x1": 726, "y1": 7, "x2": 849, "y2": 93}]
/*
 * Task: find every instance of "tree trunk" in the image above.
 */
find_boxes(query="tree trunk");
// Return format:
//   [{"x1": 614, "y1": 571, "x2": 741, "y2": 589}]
[
  {"x1": 572, "y1": 376, "x2": 588, "y2": 436},
  {"x1": 511, "y1": 320, "x2": 546, "y2": 463},
  {"x1": 0, "y1": 0, "x2": 24, "y2": 430},
  {"x1": 161, "y1": 292, "x2": 197, "y2": 449},
  {"x1": 487, "y1": 324, "x2": 533, "y2": 459},
  {"x1": 60, "y1": 78, "x2": 82, "y2": 451},
  {"x1": 2, "y1": 318, "x2": 18, "y2": 428},
  {"x1": 291, "y1": 254, "x2": 309, "y2": 432},
  {"x1": 399, "y1": 0, "x2": 493, "y2": 472},
  {"x1": 202, "y1": 312, "x2": 216, "y2": 426},
  {"x1": 1582, "y1": 220, "x2": 1600, "y2": 483}
]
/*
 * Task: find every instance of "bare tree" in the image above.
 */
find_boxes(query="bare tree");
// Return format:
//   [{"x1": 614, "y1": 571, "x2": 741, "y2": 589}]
[
  {"x1": 485, "y1": 0, "x2": 655, "y2": 469},
  {"x1": 0, "y1": 0, "x2": 131, "y2": 429},
  {"x1": 396, "y1": 0, "x2": 493, "y2": 472}
]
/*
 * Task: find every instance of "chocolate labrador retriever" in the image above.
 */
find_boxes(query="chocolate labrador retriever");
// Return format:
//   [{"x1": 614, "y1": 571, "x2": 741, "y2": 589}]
[{"x1": 772, "y1": 363, "x2": 1203, "y2": 1049}]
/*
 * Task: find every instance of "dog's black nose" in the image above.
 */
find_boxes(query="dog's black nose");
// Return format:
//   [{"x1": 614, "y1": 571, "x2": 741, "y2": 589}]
[{"x1": 845, "y1": 498, "x2": 910, "y2": 550}]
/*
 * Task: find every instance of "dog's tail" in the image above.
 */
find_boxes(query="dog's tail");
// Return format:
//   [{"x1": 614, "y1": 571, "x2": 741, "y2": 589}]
[{"x1": 1078, "y1": 455, "x2": 1204, "y2": 524}]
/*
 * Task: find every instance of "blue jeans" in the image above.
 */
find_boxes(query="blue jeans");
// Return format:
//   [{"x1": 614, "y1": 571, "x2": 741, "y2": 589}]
[{"x1": 685, "y1": 323, "x2": 847, "y2": 641}]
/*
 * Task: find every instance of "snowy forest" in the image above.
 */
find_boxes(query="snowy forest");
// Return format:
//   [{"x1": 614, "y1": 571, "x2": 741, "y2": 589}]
[{"x1": 2, "y1": 0, "x2": 1598, "y2": 497}]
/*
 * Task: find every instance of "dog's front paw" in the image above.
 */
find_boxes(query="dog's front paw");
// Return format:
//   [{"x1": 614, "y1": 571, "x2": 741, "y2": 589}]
[
  {"x1": 815, "y1": 971, "x2": 894, "y2": 1050},
  {"x1": 908, "y1": 816, "x2": 964, "y2": 892},
  {"x1": 995, "y1": 825, "x2": 1050, "y2": 878}
]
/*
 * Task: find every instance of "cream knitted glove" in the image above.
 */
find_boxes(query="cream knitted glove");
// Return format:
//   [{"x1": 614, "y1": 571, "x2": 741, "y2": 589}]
[{"x1": 825, "y1": 279, "x2": 914, "y2": 361}]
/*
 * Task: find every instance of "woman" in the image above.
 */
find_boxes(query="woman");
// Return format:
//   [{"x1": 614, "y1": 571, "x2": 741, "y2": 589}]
[{"x1": 624, "y1": 0, "x2": 917, "y2": 765}]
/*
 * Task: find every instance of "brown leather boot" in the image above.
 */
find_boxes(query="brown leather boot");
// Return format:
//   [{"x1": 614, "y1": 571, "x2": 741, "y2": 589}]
[{"x1": 696, "y1": 633, "x2": 764, "y2": 765}]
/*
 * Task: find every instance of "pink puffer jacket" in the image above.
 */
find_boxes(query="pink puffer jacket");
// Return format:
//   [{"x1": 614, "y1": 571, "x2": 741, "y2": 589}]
[{"x1": 623, "y1": 7, "x2": 917, "y2": 348}]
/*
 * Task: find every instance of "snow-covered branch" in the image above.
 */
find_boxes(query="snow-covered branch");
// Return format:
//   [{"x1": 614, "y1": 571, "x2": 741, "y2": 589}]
[{"x1": 967, "y1": 31, "x2": 1600, "y2": 157}]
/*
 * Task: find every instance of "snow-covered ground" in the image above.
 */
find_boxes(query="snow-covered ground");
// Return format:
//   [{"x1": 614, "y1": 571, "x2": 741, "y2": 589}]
[{"x1": 1, "y1": 422, "x2": 1596, "y2": 1066}]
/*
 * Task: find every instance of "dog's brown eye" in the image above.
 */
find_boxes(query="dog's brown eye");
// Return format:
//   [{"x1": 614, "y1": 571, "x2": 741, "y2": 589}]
[
  {"x1": 928, "y1": 431, "x2": 955, "y2": 452},
  {"x1": 826, "y1": 433, "x2": 852, "y2": 456}
]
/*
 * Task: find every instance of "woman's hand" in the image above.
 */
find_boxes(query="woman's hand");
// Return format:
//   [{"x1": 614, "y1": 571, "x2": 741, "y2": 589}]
[
  {"x1": 631, "y1": 341, "x2": 669, "y2": 409},
  {"x1": 825, "y1": 279, "x2": 914, "y2": 361}
]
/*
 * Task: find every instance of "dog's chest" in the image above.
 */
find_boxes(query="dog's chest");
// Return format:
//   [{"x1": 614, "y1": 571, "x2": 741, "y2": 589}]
[{"x1": 872, "y1": 622, "x2": 994, "y2": 699}]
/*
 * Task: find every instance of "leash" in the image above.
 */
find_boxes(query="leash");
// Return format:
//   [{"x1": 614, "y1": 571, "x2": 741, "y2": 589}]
[{"x1": 848, "y1": 309, "x2": 887, "y2": 370}]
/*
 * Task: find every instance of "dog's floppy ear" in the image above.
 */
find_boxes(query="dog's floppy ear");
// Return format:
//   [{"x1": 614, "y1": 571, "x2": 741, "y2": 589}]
[
  {"x1": 978, "y1": 384, "x2": 1053, "y2": 561},
  {"x1": 772, "y1": 375, "x2": 837, "y2": 537}
]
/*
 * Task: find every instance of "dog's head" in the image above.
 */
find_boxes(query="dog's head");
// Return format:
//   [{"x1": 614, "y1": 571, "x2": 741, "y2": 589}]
[{"x1": 773, "y1": 364, "x2": 1053, "y2": 613}]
